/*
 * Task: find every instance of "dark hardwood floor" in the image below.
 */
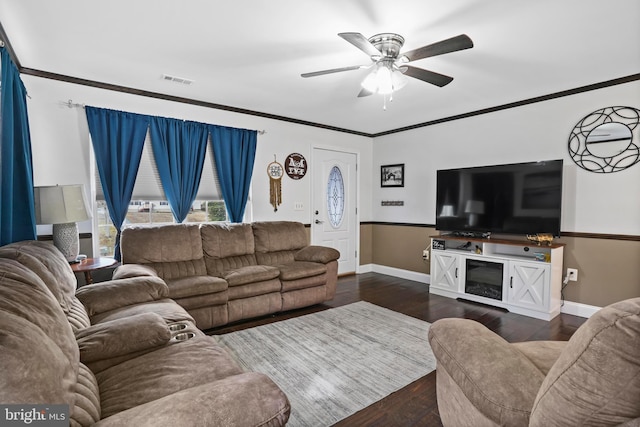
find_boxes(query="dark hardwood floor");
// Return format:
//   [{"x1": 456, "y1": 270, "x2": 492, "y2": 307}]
[{"x1": 207, "y1": 272, "x2": 587, "y2": 427}]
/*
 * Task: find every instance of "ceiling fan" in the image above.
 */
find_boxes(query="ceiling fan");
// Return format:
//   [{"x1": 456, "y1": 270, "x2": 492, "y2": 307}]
[{"x1": 301, "y1": 32, "x2": 473, "y2": 97}]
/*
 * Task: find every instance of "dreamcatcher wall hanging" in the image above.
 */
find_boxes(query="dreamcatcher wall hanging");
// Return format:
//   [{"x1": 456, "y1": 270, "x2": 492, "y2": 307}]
[{"x1": 267, "y1": 156, "x2": 284, "y2": 211}]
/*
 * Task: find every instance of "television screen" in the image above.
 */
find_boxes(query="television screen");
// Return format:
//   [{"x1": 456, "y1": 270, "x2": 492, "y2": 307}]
[{"x1": 435, "y1": 160, "x2": 563, "y2": 237}]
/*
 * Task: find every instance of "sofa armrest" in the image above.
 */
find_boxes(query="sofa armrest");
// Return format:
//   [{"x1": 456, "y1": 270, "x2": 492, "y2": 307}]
[
  {"x1": 93, "y1": 372, "x2": 290, "y2": 427},
  {"x1": 294, "y1": 245, "x2": 340, "y2": 264},
  {"x1": 76, "y1": 276, "x2": 169, "y2": 316},
  {"x1": 428, "y1": 318, "x2": 547, "y2": 426},
  {"x1": 76, "y1": 313, "x2": 171, "y2": 371},
  {"x1": 112, "y1": 263, "x2": 158, "y2": 280}
]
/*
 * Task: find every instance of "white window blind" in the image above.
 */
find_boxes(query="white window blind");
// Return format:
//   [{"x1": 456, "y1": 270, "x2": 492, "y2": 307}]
[{"x1": 95, "y1": 132, "x2": 222, "y2": 201}]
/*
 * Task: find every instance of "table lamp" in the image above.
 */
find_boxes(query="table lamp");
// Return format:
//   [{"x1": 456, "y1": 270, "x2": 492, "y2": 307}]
[{"x1": 34, "y1": 184, "x2": 91, "y2": 262}]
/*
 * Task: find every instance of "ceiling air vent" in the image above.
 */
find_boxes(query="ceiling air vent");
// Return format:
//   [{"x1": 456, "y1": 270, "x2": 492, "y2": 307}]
[{"x1": 161, "y1": 74, "x2": 194, "y2": 85}]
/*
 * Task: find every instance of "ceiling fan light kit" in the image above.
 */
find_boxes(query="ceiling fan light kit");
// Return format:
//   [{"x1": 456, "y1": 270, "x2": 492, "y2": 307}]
[
  {"x1": 361, "y1": 61, "x2": 407, "y2": 95},
  {"x1": 302, "y1": 32, "x2": 473, "y2": 106}
]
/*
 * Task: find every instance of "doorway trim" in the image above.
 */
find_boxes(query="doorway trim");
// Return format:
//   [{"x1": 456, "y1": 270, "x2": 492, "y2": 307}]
[{"x1": 311, "y1": 144, "x2": 360, "y2": 274}]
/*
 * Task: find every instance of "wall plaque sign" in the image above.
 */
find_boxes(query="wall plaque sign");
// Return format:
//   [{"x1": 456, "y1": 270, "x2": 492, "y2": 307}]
[{"x1": 285, "y1": 153, "x2": 307, "y2": 180}]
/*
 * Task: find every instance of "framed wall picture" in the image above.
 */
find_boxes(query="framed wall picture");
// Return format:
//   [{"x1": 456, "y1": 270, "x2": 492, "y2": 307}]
[{"x1": 381, "y1": 164, "x2": 404, "y2": 187}]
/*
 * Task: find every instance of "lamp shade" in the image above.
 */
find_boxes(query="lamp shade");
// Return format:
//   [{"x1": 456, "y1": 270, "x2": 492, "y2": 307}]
[
  {"x1": 34, "y1": 185, "x2": 91, "y2": 262},
  {"x1": 34, "y1": 185, "x2": 91, "y2": 225}
]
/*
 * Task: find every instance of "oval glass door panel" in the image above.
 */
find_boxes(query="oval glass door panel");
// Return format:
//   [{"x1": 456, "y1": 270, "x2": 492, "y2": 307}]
[{"x1": 327, "y1": 165, "x2": 345, "y2": 228}]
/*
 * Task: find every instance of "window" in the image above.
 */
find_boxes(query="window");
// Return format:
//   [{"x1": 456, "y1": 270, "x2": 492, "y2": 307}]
[
  {"x1": 327, "y1": 165, "x2": 345, "y2": 228},
  {"x1": 96, "y1": 199, "x2": 227, "y2": 256},
  {"x1": 95, "y1": 132, "x2": 227, "y2": 257}
]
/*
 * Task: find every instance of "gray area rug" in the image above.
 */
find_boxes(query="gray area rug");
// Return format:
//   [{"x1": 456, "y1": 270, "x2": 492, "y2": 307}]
[{"x1": 215, "y1": 301, "x2": 436, "y2": 427}]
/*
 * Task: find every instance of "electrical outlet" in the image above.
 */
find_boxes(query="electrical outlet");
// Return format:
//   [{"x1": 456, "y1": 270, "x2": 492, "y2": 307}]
[
  {"x1": 567, "y1": 268, "x2": 578, "y2": 281},
  {"x1": 422, "y1": 249, "x2": 429, "y2": 260},
  {"x1": 294, "y1": 202, "x2": 304, "y2": 211}
]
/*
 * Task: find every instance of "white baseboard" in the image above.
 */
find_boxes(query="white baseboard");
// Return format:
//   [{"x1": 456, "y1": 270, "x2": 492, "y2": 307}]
[
  {"x1": 364, "y1": 264, "x2": 430, "y2": 284},
  {"x1": 358, "y1": 264, "x2": 598, "y2": 319},
  {"x1": 358, "y1": 264, "x2": 373, "y2": 273},
  {"x1": 560, "y1": 300, "x2": 600, "y2": 318}
]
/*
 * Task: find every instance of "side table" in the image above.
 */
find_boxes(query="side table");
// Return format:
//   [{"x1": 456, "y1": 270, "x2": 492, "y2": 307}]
[{"x1": 71, "y1": 257, "x2": 118, "y2": 285}]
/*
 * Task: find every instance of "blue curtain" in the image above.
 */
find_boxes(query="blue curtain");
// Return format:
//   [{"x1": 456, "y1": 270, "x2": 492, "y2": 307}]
[
  {"x1": 149, "y1": 117, "x2": 208, "y2": 223},
  {"x1": 0, "y1": 47, "x2": 37, "y2": 245},
  {"x1": 86, "y1": 107, "x2": 149, "y2": 260},
  {"x1": 209, "y1": 125, "x2": 257, "y2": 222}
]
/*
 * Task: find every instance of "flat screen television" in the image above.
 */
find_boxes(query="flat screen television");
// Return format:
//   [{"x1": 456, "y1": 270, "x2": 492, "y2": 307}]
[{"x1": 435, "y1": 160, "x2": 563, "y2": 237}]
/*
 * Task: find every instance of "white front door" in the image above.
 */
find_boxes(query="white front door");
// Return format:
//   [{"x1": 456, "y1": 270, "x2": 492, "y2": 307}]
[{"x1": 312, "y1": 148, "x2": 358, "y2": 274}]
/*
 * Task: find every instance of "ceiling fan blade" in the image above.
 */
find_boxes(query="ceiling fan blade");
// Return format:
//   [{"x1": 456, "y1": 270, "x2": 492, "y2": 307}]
[
  {"x1": 357, "y1": 87, "x2": 374, "y2": 98},
  {"x1": 401, "y1": 34, "x2": 473, "y2": 62},
  {"x1": 403, "y1": 66, "x2": 454, "y2": 87},
  {"x1": 338, "y1": 32, "x2": 381, "y2": 57},
  {"x1": 301, "y1": 65, "x2": 365, "y2": 78}
]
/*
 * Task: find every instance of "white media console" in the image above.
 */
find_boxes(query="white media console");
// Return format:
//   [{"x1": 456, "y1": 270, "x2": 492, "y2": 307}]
[{"x1": 429, "y1": 235, "x2": 564, "y2": 321}]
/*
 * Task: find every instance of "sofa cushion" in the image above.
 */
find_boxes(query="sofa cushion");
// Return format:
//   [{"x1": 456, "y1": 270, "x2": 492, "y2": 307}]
[
  {"x1": 278, "y1": 261, "x2": 326, "y2": 281},
  {"x1": 530, "y1": 297, "x2": 640, "y2": 427},
  {"x1": 0, "y1": 241, "x2": 78, "y2": 313},
  {"x1": 90, "y1": 373, "x2": 290, "y2": 427},
  {"x1": 252, "y1": 221, "x2": 308, "y2": 253},
  {"x1": 96, "y1": 336, "x2": 244, "y2": 418},
  {"x1": 512, "y1": 341, "x2": 567, "y2": 376},
  {"x1": 0, "y1": 258, "x2": 79, "y2": 368},
  {"x1": 0, "y1": 311, "x2": 77, "y2": 406},
  {"x1": 68, "y1": 296, "x2": 92, "y2": 332},
  {"x1": 0, "y1": 258, "x2": 79, "y2": 409},
  {"x1": 201, "y1": 223, "x2": 259, "y2": 275},
  {"x1": 76, "y1": 276, "x2": 169, "y2": 316},
  {"x1": 144, "y1": 259, "x2": 208, "y2": 280},
  {"x1": 165, "y1": 275, "x2": 228, "y2": 299},
  {"x1": 112, "y1": 263, "x2": 158, "y2": 279},
  {"x1": 70, "y1": 363, "x2": 101, "y2": 427},
  {"x1": 280, "y1": 274, "x2": 327, "y2": 292},
  {"x1": 223, "y1": 265, "x2": 281, "y2": 287},
  {"x1": 90, "y1": 299, "x2": 194, "y2": 326},
  {"x1": 76, "y1": 313, "x2": 171, "y2": 363},
  {"x1": 205, "y1": 254, "x2": 259, "y2": 276},
  {"x1": 228, "y1": 278, "x2": 282, "y2": 300},
  {"x1": 295, "y1": 245, "x2": 340, "y2": 264},
  {"x1": 200, "y1": 223, "x2": 255, "y2": 258},
  {"x1": 121, "y1": 224, "x2": 203, "y2": 264},
  {"x1": 175, "y1": 292, "x2": 228, "y2": 310},
  {"x1": 256, "y1": 250, "x2": 297, "y2": 266}
]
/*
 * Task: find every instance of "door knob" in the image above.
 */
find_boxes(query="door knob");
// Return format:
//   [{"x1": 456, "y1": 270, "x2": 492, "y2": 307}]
[{"x1": 315, "y1": 219, "x2": 324, "y2": 224}]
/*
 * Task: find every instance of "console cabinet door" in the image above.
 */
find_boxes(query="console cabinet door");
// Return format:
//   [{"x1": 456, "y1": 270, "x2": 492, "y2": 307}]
[
  {"x1": 431, "y1": 251, "x2": 462, "y2": 292},
  {"x1": 508, "y1": 261, "x2": 550, "y2": 311}
]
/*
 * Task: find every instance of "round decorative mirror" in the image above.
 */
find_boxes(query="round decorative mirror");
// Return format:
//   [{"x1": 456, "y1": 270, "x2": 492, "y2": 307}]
[
  {"x1": 568, "y1": 106, "x2": 640, "y2": 173},
  {"x1": 585, "y1": 122, "x2": 632, "y2": 157}
]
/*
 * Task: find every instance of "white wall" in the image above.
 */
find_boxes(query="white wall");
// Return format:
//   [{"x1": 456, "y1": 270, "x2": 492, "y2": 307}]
[
  {"x1": 21, "y1": 74, "x2": 639, "y2": 241},
  {"x1": 23, "y1": 75, "x2": 373, "y2": 238},
  {"x1": 372, "y1": 81, "x2": 640, "y2": 235}
]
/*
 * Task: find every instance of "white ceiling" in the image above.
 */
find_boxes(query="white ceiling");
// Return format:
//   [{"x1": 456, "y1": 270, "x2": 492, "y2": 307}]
[{"x1": 1, "y1": 0, "x2": 639, "y2": 136}]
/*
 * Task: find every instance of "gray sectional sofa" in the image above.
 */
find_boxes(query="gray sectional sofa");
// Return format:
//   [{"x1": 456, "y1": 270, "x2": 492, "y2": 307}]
[
  {"x1": 118, "y1": 221, "x2": 341, "y2": 330},
  {"x1": 0, "y1": 240, "x2": 290, "y2": 426}
]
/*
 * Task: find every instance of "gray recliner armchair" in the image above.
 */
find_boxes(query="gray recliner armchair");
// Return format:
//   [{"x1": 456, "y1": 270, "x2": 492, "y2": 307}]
[{"x1": 428, "y1": 297, "x2": 640, "y2": 426}]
